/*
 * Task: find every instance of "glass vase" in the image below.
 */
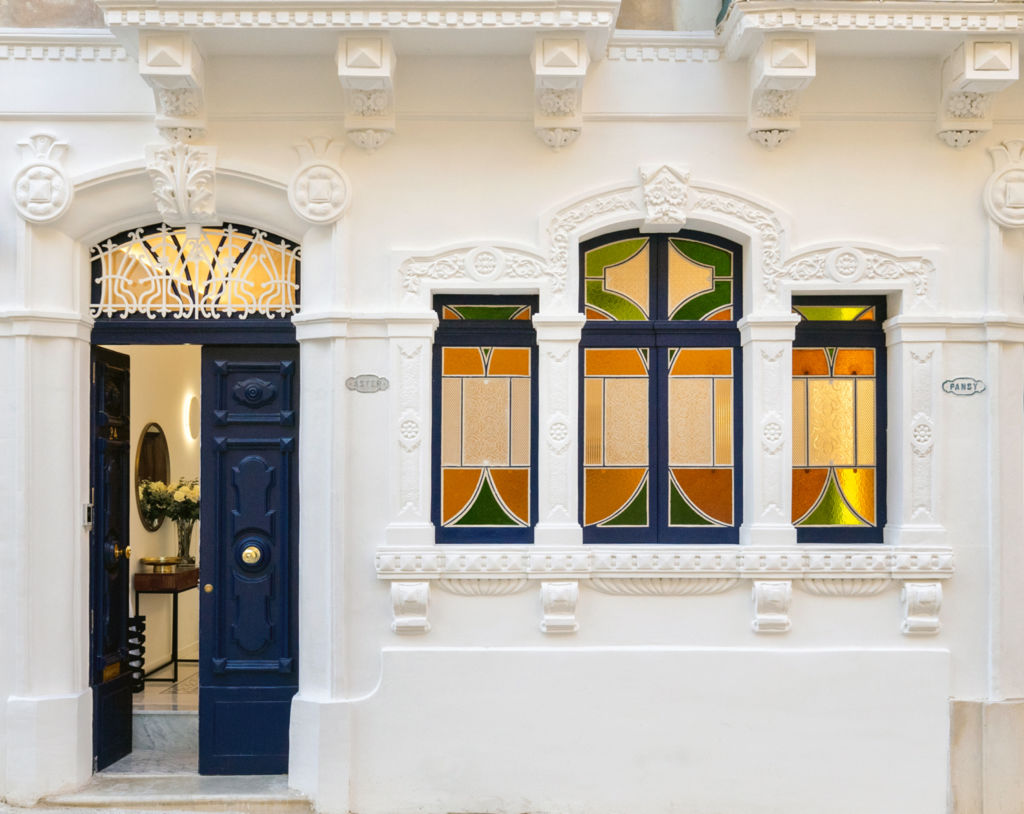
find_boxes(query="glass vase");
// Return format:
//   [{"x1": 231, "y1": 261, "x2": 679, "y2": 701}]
[{"x1": 175, "y1": 518, "x2": 196, "y2": 565}]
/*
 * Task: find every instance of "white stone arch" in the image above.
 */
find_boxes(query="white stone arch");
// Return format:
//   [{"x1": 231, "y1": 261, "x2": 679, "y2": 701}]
[{"x1": 2, "y1": 159, "x2": 312, "y2": 805}]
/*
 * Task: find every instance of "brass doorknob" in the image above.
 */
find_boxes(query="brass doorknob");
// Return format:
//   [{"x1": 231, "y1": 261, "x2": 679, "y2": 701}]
[
  {"x1": 241, "y1": 545, "x2": 262, "y2": 565},
  {"x1": 204, "y1": 584, "x2": 214, "y2": 593}
]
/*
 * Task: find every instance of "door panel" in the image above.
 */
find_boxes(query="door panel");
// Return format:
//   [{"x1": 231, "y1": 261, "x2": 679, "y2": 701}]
[
  {"x1": 91, "y1": 347, "x2": 133, "y2": 771},
  {"x1": 200, "y1": 347, "x2": 299, "y2": 775}
]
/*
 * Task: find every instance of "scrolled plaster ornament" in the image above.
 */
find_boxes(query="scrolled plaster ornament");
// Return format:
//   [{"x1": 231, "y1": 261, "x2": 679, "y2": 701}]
[
  {"x1": 145, "y1": 141, "x2": 216, "y2": 225},
  {"x1": 938, "y1": 129, "x2": 979, "y2": 149},
  {"x1": 288, "y1": 137, "x2": 351, "y2": 225},
  {"x1": 348, "y1": 129, "x2": 392, "y2": 152},
  {"x1": 901, "y1": 581, "x2": 942, "y2": 635},
  {"x1": 536, "y1": 127, "x2": 580, "y2": 151},
  {"x1": 401, "y1": 246, "x2": 553, "y2": 297},
  {"x1": 640, "y1": 165, "x2": 689, "y2": 230},
  {"x1": 775, "y1": 246, "x2": 933, "y2": 301},
  {"x1": 540, "y1": 580, "x2": 580, "y2": 634},
  {"x1": 351, "y1": 89, "x2": 390, "y2": 116},
  {"x1": 12, "y1": 133, "x2": 73, "y2": 223},
  {"x1": 946, "y1": 91, "x2": 990, "y2": 119},
  {"x1": 985, "y1": 140, "x2": 1024, "y2": 229},
  {"x1": 157, "y1": 88, "x2": 202, "y2": 119},
  {"x1": 752, "y1": 580, "x2": 792, "y2": 633},
  {"x1": 749, "y1": 129, "x2": 792, "y2": 149},
  {"x1": 390, "y1": 581, "x2": 431, "y2": 634},
  {"x1": 754, "y1": 89, "x2": 798, "y2": 119},
  {"x1": 538, "y1": 88, "x2": 577, "y2": 117}
]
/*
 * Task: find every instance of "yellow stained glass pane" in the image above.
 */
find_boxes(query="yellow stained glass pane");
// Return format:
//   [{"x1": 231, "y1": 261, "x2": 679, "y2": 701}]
[
  {"x1": 668, "y1": 378, "x2": 712, "y2": 466},
  {"x1": 604, "y1": 378, "x2": 648, "y2": 466},
  {"x1": 714, "y1": 378, "x2": 733, "y2": 466},
  {"x1": 836, "y1": 467, "x2": 875, "y2": 525},
  {"x1": 792, "y1": 379, "x2": 807, "y2": 467},
  {"x1": 510, "y1": 378, "x2": 531, "y2": 467},
  {"x1": 668, "y1": 244, "x2": 713, "y2": 316},
  {"x1": 441, "y1": 378, "x2": 462, "y2": 466},
  {"x1": 807, "y1": 379, "x2": 855, "y2": 466},
  {"x1": 584, "y1": 378, "x2": 604, "y2": 466},
  {"x1": 604, "y1": 244, "x2": 651, "y2": 317},
  {"x1": 856, "y1": 378, "x2": 876, "y2": 466},
  {"x1": 585, "y1": 348, "x2": 647, "y2": 376},
  {"x1": 462, "y1": 378, "x2": 510, "y2": 466},
  {"x1": 794, "y1": 305, "x2": 877, "y2": 322}
]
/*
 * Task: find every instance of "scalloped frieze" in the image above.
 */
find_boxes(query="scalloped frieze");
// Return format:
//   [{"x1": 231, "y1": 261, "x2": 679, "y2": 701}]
[
  {"x1": 438, "y1": 578, "x2": 529, "y2": 596},
  {"x1": 590, "y1": 577, "x2": 738, "y2": 596},
  {"x1": 798, "y1": 578, "x2": 891, "y2": 597}
]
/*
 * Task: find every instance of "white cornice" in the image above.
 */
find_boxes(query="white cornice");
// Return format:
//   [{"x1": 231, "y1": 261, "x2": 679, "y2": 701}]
[
  {"x1": 606, "y1": 29, "x2": 721, "y2": 62},
  {"x1": 0, "y1": 29, "x2": 128, "y2": 61}
]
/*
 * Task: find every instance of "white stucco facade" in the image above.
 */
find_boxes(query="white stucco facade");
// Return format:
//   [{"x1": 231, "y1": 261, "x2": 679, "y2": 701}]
[{"x1": 2, "y1": 1, "x2": 1023, "y2": 811}]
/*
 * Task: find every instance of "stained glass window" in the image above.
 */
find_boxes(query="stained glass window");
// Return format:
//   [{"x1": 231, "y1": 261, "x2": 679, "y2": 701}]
[
  {"x1": 792, "y1": 297, "x2": 886, "y2": 542},
  {"x1": 580, "y1": 230, "x2": 742, "y2": 544},
  {"x1": 433, "y1": 295, "x2": 538, "y2": 542}
]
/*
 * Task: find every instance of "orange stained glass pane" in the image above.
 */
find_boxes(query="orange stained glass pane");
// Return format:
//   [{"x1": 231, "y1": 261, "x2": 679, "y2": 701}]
[
  {"x1": 856, "y1": 379, "x2": 876, "y2": 467},
  {"x1": 586, "y1": 307, "x2": 611, "y2": 320},
  {"x1": 856, "y1": 307, "x2": 876, "y2": 321},
  {"x1": 442, "y1": 306, "x2": 460, "y2": 320},
  {"x1": 584, "y1": 378, "x2": 604, "y2": 466},
  {"x1": 604, "y1": 243, "x2": 650, "y2": 317},
  {"x1": 441, "y1": 378, "x2": 462, "y2": 466},
  {"x1": 668, "y1": 244, "x2": 713, "y2": 316},
  {"x1": 833, "y1": 348, "x2": 875, "y2": 376},
  {"x1": 793, "y1": 349, "x2": 830, "y2": 376},
  {"x1": 807, "y1": 379, "x2": 855, "y2": 466},
  {"x1": 584, "y1": 468, "x2": 646, "y2": 526},
  {"x1": 443, "y1": 347, "x2": 485, "y2": 376},
  {"x1": 488, "y1": 347, "x2": 531, "y2": 376},
  {"x1": 836, "y1": 467, "x2": 875, "y2": 525},
  {"x1": 792, "y1": 468, "x2": 829, "y2": 522},
  {"x1": 585, "y1": 348, "x2": 648, "y2": 376},
  {"x1": 706, "y1": 308, "x2": 733, "y2": 321},
  {"x1": 442, "y1": 468, "x2": 483, "y2": 524},
  {"x1": 714, "y1": 378, "x2": 733, "y2": 466},
  {"x1": 669, "y1": 348, "x2": 732, "y2": 376},
  {"x1": 604, "y1": 378, "x2": 648, "y2": 465},
  {"x1": 509, "y1": 378, "x2": 531, "y2": 467},
  {"x1": 491, "y1": 468, "x2": 530, "y2": 525},
  {"x1": 671, "y1": 468, "x2": 733, "y2": 525},
  {"x1": 462, "y1": 378, "x2": 510, "y2": 466},
  {"x1": 792, "y1": 380, "x2": 808, "y2": 467},
  {"x1": 513, "y1": 308, "x2": 532, "y2": 321},
  {"x1": 668, "y1": 377, "x2": 712, "y2": 466}
]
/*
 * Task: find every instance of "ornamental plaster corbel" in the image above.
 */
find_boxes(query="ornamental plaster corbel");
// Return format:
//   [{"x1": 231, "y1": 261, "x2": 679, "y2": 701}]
[
  {"x1": 751, "y1": 579, "x2": 792, "y2": 633},
  {"x1": 288, "y1": 137, "x2": 351, "y2": 225},
  {"x1": 390, "y1": 581, "x2": 431, "y2": 634},
  {"x1": 937, "y1": 39, "x2": 1018, "y2": 149},
  {"x1": 539, "y1": 580, "x2": 580, "y2": 634},
  {"x1": 145, "y1": 142, "x2": 218, "y2": 226},
  {"x1": 747, "y1": 36, "x2": 815, "y2": 149},
  {"x1": 901, "y1": 581, "x2": 942, "y2": 635},
  {"x1": 12, "y1": 133, "x2": 72, "y2": 223},
  {"x1": 138, "y1": 33, "x2": 207, "y2": 142},
  {"x1": 532, "y1": 36, "x2": 589, "y2": 151},
  {"x1": 337, "y1": 36, "x2": 395, "y2": 151}
]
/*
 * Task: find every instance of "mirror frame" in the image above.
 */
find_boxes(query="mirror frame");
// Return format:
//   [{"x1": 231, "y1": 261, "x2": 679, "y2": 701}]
[{"x1": 135, "y1": 421, "x2": 171, "y2": 531}]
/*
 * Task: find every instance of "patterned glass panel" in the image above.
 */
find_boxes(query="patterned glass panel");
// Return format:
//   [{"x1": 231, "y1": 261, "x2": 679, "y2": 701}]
[
  {"x1": 584, "y1": 238, "x2": 650, "y2": 321},
  {"x1": 583, "y1": 348, "x2": 649, "y2": 527},
  {"x1": 667, "y1": 348, "x2": 734, "y2": 526},
  {"x1": 440, "y1": 346, "x2": 531, "y2": 527},
  {"x1": 441, "y1": 304, "x2": 533, "y2": 321},
  {"x1": 793, "y1": 304, "x2": 877, "y2": 322},
  {"x1": 668, "y1": 239, "x2": 735, "y2": 321},
  {"x1": 792, "y1": 346, "x2": 876, "y2": 527},
  {"x1": 91, "y1": 223, "x2": 299, "y2": 319}
]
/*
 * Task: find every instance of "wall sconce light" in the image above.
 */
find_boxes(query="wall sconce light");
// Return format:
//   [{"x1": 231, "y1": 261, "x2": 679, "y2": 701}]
[{"x1": 185, "y1": 395, "x2": 200, "y2": 440}]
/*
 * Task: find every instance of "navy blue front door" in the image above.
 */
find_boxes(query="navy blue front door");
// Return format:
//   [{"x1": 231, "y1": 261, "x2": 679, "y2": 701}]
[
  {"x1": 199, "y1": 346, "x2": 299, "y2": 775},
  {"x1": 90, "y1": 347, "x2": 133, "y2": 771}
]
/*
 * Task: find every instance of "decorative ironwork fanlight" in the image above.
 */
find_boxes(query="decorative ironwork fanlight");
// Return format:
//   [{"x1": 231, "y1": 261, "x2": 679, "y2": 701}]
[{"x1": 91, "y1": 223, "x2": 300, "y2": 320}]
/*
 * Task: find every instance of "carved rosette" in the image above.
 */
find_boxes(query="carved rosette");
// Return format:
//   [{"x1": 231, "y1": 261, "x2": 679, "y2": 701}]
[
  {"x1": 985, "y1": 140, "x2": 1024, "y2": 229},
  {"x1": 145, "y1": 142, "x2": 216, "y2": 225},
  {"x1": 640, "y1": 165, "x2": 689, "y2": 231},
  {"x1": 289, "y1": 138, "x2": 351, "y2": 225},
  {"x1": 12, "y1": 133, "x2": 73, "y2": 224}
]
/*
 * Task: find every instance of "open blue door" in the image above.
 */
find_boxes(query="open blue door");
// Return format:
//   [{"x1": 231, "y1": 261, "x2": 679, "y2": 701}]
[
  {"x1": 199, "y1": 346, "x2": 299, "y2": 775},
  {"x1": 90, "y1": 346, "x2": 133, "y2": 771}
]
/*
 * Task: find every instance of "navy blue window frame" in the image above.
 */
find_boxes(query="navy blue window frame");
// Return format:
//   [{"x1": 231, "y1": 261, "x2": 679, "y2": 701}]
[
  {"x1": 431, "y1": 294, "x2": 540, "y2": 544},
  {"x1": 792, "y1": 295, "x2": 887, "y2": 544},
  {"x1": 579, "y1": 229, "x2": 743, "y2": 544}
]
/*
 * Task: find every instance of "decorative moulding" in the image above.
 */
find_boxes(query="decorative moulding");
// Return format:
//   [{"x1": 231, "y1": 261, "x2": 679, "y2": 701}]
[
  {"x1": 751, "y1": 580, "x2": 792, "y2": 633},
  {"x1": 390, "y1": 581, "x2": 431, "y2": 633},
  {"x1": 640, "y1": 164, "x2": 689, "y2": 231},
  {"x1": 138, "y1": 32, "x2": 207, "y2": 141},
  {"x1": 0, "y1": 37, "x2": 128, "y2": 62},
  {"x1": 12, "y1": 133, "x2": 72, "y2": 224},
  {"x1": 605, "y1": 34, "x2": 721, "y2": 63},
  {"x1": 748, "y1": 35, "x2": 815, "y2": 149},
  {"x1": 590, "y1": 577, "x2": 738, "y2": 596},
  {"x1": 400, "y1": 244, "x2": 555, "y2": 299},
  {"x1": 438, "y1": 578, "x2": 529, "y2": 596},
  {"x1": 985, "y1": 140, "x2": 1024, "y2": 229},
  {"x1": 288, "y1": 137, "x2": 351, "y2": 224},
  {"x1": 145, "y1": 142, "x2": 217, "y2": 225},
  {"x1": 337, "y1": 36, "x2": 395, "y2": 151},
  {"x1": 901, "y1": 581, "x2": 942, "y2": 635},
  {"x1": 937, "y1": 39, "x2": 1018, "y2": 149},
  {"x1": 532, "y1": 36, "x2": 589, "y2": 150},
  {"x1": 539, "y1": 580, "x2": 580, "y2": 633}
]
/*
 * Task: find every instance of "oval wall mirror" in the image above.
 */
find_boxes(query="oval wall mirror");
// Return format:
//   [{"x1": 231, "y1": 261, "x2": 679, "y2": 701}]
[{"x1": 135, "y1": 422, "x2": 171, "y2": 531}]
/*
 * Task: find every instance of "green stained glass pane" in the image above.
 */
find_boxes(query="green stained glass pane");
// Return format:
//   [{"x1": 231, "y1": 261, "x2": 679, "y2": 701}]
[
  {"x1": 669, "y1": 480, "x2": 713, "y2": 526},
  {"x1": 602, "y1": 480, "x2": 648, "y2": 526},
  {"x1": 670, "y1": 239, "x2": 734, "y2": 278},
  {"x1": 793, "y1": 305, "x2": 877, "y2": 322},
  {"x1": 453, "y1": 475, "x2": 519, "y2": 526},
  {"x1": 446, "y1": 305, "x2": 531, "y2": 320},
  {"x1": 586, "y1": 280, "x2": 647, "y2": 321},
  {"x1": 671, "y1": 281, "x2": 732, "y2": 321},
  {"x1": 585, "y1": 238, "x2": 648, "y2": 277},
  {"x1": 798, "y1": 473, "x2": 867, "y2": 527}
]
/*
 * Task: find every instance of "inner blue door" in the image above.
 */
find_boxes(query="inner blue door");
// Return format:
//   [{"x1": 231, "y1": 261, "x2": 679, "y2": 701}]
[{"x1": 199, "y1": 346, "x2": 299, "y2": 775}]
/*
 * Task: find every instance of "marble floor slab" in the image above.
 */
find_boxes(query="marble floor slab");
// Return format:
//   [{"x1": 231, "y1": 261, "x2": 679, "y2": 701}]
[{"x1": 135, "y1": 663, "x2": 198, "y2": 712}]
